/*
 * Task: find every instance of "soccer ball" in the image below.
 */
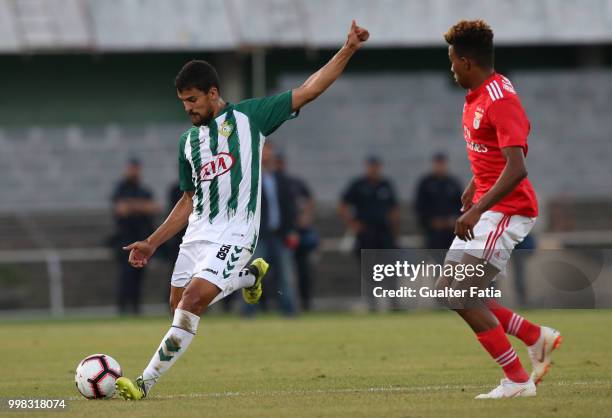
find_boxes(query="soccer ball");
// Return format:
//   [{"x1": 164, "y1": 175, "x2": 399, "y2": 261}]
[{"x1": 75, "y1": 354, "x2": 122, "y2": 399}]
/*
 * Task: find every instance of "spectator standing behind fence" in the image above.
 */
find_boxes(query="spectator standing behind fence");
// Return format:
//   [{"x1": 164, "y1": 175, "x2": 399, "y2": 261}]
[
  {"x1": 339, "y1": 155, "x2": 400, "y2": 255},
  {"x1": 339, "y1": 155, "x2": 400, "y2": 310},
  {"x1": 276, "y1": 151, "x2": 318, "y2": 312},
  {"x1": 112, "y1": 158, "x2": 160, "y2": 315},
  {"x1": 415, "y1": 153, "x2": 462, "y2": 259},
  {"x1": 245, "y1": 142, "x2": 298, "y2": 316}
]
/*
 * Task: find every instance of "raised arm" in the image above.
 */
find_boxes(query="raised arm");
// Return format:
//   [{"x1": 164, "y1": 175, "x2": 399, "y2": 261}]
[{"x1": 291, "y1": 20, "x2": 369, "y2": 112}]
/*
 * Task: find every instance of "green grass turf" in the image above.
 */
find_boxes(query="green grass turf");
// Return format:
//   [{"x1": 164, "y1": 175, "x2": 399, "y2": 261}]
[{"x1": 0, "y1": 310, "x2": 610, "y2": 418}]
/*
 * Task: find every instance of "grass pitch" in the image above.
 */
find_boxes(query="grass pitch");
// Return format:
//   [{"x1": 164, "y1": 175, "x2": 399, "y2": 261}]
[{"x1": 0, "y1": 310, "x2": 610, "y2": 418}]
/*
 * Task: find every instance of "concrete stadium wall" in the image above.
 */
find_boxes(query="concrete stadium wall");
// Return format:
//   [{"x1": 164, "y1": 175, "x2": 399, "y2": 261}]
[{"x1": 0, "y1": 70, "x2": 611, "y2": 212}]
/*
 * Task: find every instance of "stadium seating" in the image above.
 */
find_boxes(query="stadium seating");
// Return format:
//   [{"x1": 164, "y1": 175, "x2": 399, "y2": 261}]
[
  {"x1": 2, "y1": 70, "x2": 612, "y2": 314},
  {"x1": 1, "y1": 70, "x2": 611, "y2": 214}
]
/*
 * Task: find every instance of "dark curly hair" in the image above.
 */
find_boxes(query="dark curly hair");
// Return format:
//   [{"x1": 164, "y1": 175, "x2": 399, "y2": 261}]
[
  {"x1": 444, "y1": 20, "x2": 494, "y2": 68},
  {"x1": 175, "y1": 60, "x2": 220, "y2": 93}
]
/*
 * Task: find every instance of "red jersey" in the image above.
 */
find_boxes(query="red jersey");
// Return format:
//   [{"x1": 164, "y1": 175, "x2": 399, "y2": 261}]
[{"x1": 462, "y1": 72, "x2": 538, "y2": 217}]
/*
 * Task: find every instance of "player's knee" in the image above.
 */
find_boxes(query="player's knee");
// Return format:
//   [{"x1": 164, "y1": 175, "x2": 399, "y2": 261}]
[{"x1": 177, "y1": 288, "x2": 205, "y2": 316}]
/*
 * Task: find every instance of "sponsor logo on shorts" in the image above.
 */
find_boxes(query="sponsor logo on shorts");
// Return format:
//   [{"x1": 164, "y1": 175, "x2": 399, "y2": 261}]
[
  {"x1": 216, "y1": 244, "x2": 231, "y2": 260},
  {"x1": 203, "y1": 268, "x2": 219, "y2": 275}
]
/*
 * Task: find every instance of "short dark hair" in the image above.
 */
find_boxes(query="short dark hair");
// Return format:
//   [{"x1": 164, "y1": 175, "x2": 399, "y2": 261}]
[
  {"x1": 175, "y1": 60, "x2": 220, "y2": 93},
  {"x1": 444, "y1": 20, "x2": 494, "y2": 68},
  {"x1": 432, "y1": 152, "x2": 447, "y2": 162}
]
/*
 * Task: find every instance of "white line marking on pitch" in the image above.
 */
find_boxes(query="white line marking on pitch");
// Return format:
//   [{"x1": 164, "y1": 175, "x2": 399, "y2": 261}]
[
  {"x1": 65, "y1": 380, "x2": 611, "y2": 401},
  {"x1": 150, "y1": 380, "x2": 612, "y2": 400}
]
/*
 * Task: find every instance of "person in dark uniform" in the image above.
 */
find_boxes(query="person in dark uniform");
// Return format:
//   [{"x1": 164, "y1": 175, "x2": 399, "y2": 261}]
[
  {"x1": 276, "y1": 151, "x2": 318, "y2": 312},
  {"x1": 414, "y1": 153, "x2": 462, "y2": 257},
  {"x1": 246, "y1": 142, "x2": 299, "y2": 316},
  {"x1": 338, "y1": 155, "x2": 400, "y2": 255},
  {"x1": 511, "y1": 233, "x2": 536, "y2": 307},
  {"x1": 112, "y1": 158, "x2": 159, "y2": 315},
  {"x1": 339, "y1": 155, "x2": 400, "y2": 311}
]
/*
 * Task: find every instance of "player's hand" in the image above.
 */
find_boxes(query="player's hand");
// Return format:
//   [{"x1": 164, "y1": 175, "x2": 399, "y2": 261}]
[
  {"x1": 344, "y1": 20, "x2": 369, "y2": 50},
  {"x1": 454, "y1": 207, "x2": 481, "y2": 241},
  {"x1": 123, "y1": 240, "x2": 156, "y2": 268}
]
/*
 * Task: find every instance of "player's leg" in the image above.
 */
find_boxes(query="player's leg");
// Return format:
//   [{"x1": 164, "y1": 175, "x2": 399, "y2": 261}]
[
  {"x1": 243, "y1": 241, "x2": 271, "y2": 315},
  {"x1": 485, "y1": 298, "x2": 540, "y2": 344},
  {"x1": 116, "y1": 241, "x2": 201, "y2": 400},
  {"x1": 169, "y1": 286, "x2": 184, "y2": 315},
  {"x1": 436, "y1": 256, "x2": 532, "y2": 390},
  {"x1": 116, "y1": 242, "x2": 267, "y2": 400},
  {"x1": 116, "y1": 277, "x2": 216, "y2": 400},
  {"x1": 166, "y1": 241, "x2": 200, "y2": 315},
  {"x1": 481, "y1": 214, "x2": 562, "y2": 385},
  {"x1": 171, "y1": 241, "x2": 203, "y2": 314},
  {"x1": 485, "y1": 298, "x2": 562, "y2": 384},
  {"x1": 439, "y1": 212, "x2": 535, "y2": 398},
  {"x1": 137, "y1": 245, "x2": 266, "y2": 390}
]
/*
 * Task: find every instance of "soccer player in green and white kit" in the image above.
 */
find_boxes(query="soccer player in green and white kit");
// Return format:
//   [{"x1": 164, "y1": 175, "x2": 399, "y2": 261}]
[{"x1": 115, "y1": 20, "x2": 369, "y2": 400}]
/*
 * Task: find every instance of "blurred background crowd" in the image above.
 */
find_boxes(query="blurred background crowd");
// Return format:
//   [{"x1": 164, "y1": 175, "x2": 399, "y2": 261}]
[{"x1": 1, "y1": 0, "x2": 611, "y2": 317}]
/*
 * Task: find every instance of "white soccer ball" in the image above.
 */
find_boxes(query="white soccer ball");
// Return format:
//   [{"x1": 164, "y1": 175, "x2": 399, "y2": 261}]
[{"x1": 75, "y1": 354, "x2": 122, "y2": 399}]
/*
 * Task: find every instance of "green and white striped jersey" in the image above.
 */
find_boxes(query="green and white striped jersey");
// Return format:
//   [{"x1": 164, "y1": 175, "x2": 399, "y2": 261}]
[{"x1": 178, "y1": 90, "x2": 297, "y2": 251}]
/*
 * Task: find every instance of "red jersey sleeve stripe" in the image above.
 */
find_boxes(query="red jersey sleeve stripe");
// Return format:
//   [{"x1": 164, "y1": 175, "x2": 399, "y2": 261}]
[
  {"x1": 486, "y1": 85, "x2": 498, "y2": 101},
  {"x1": 492, "y1": 81, "x2": 504, "y2": 98},
  {"x1": 488, "y1": 82, "x2": 501, "y2": 100}
]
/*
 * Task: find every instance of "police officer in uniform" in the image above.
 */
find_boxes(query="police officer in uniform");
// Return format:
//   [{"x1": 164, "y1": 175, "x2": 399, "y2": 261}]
[
  {"x1": 339, "y1": 155, "x2": 400, "y2": 256},
  {"x1": 112, "y1": 158, "x2": 159, "y2": 315},
  {"x1": 414, "y1": 152, "x2": 462, "y2": 255}
]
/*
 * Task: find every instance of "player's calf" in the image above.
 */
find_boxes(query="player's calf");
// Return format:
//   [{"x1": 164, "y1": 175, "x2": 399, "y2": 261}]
[
  {"x1": 169, "y1": 285, "x2": 184, "y2": 316},
  {"x1": 118, "y1": 279, "x2": 219, "y2": 400}
]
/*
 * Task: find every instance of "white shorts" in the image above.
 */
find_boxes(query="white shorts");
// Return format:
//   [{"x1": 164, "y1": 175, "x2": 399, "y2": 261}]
[
  {"x1": 445, "y1": 210, "x2": 536, "y2": 272},
  {"x1": 170, "y1": 240, "x2": 252, "y2": 298}
]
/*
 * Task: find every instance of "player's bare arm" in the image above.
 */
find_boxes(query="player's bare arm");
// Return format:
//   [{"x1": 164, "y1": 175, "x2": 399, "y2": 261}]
[
  {"x1": 123, "y1": 191, "x2": 194, "y2": 267},
  {"x1": 291, "y1": 20, "x2": 369, "y2": 112},
  {"x1": 454, "y1": 147, "x2": 528, "y2": 240},
  {"x1": 461, "y1": 176, "x2": 476, "y2": 211}
]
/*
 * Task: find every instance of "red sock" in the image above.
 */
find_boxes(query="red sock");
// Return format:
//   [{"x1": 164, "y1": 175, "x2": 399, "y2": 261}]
[
  {"x1": 486, "y1": 300, "x2": 541, "y2": 346},
  {"x1": 476, "y1": 323, "x2": 530, "y2": 383}
]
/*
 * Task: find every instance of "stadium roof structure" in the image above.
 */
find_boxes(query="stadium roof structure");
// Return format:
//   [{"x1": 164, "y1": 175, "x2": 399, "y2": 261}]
[{"x1": 1, "y1": 0, "x2": 612, "y2": 53}]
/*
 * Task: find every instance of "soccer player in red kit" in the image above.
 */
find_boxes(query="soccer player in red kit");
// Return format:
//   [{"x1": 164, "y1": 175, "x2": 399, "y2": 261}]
[{"x1": 438, "y1": 20, "x2": 563, "y2": 399}]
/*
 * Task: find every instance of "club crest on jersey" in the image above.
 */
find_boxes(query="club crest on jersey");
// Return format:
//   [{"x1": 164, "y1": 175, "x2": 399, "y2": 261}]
[
  {"x1": 473, "y1": 109, "x2": 484, "y2": 129},
  {"x1": 219, "y1": 121, "x2": 234, "y2": 137},
  {"x1": 199, "y1": 152, "x2": 235, "y2": 181}
]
